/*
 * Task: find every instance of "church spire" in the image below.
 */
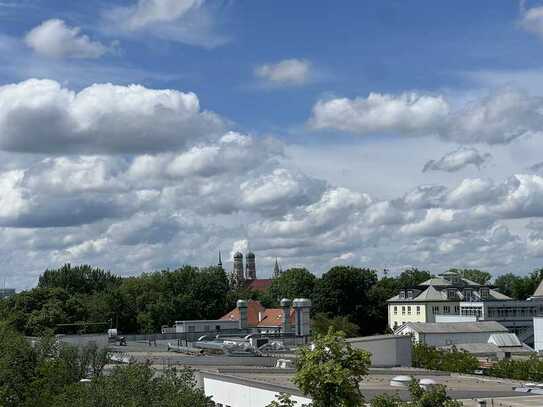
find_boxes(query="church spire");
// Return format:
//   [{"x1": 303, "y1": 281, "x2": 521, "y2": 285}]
[
  {"x1": 218, "y1": 250, "x2": 223, "y2": 268},
  {"x1": 273, "y1": 258, "x2": 281, "y2": 278}
]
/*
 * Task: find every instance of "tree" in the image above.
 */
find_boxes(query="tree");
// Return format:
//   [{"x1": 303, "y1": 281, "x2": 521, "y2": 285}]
[
  {"x1": 266, "y1": 393, "x2": 300, "y2": 407},
  {"x1": 450, "y1": 268, "x2": 491, "y2": 285},
  {"x1": 269, "y1": 268, "x2": 316, "y2": 301},
  {"x1": 0, "y1": 323, "x2": 37, "y2": 406},
  {"x1": 494, "y1": 270, "x2": 543, "y2": 300},
  {"x1": 62, "y1": 364, "x2": 214, "y2": 407},
  {"x1": 294, "y1": 327, "x2": 371, "y2": 407},
  {"x1": 412, "y1": 343, "x2": 478, "y2": 374},
  {"x1": 313, "y1": 266, "x2": 378, "y2": 335},
  {"x1": 396, "y1": 268, "x2": 432, "y2": 289},
  {"x1": 312, "y1": 313, "x2": 359, "y2": 338}
]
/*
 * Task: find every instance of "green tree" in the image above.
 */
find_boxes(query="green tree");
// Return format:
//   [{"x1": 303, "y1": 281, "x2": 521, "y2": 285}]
[
  {"x1": 312, "y1": 313, "x2": 360, "y2": 338},
  {"x1": 60, "y1": 364, "x2": 214, "y2": 407},
  {"x1": 396, "y1": 268, "x2": 432, "y2": 289},
  {"x1": 294, "y1": 328, "x2": 371, "y2": 407},
  {"x1": 266, "y1": 393, "x2": 300, "y2": 407},
  {"x1": 412, "y1": 343, "x2": 478, "y2": 374},
  {"x1": 0, "y1": 323, "x2": 37, "y2": 406},
  {"x1": 450, "y1": 268, "x2": 491, "y2": 285},
  {"x1": 313, "y1": 266, "x2": 378, "y2": 335},
  {"x1": 269, "y1": 268, "x2": 316, "y2": 301}
]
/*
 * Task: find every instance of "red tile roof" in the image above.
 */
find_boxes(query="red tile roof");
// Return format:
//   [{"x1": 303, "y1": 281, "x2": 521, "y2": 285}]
[
  {"x1": 219, "y1": 299, "x2": 296, "y2": 328},
  {"x1": 246, "y1": 279, "x2": 273, "y2": 292}
]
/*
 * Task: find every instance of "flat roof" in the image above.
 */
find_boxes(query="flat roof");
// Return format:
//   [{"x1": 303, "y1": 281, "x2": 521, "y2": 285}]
[
  {"x1": 200, "y1": 368, "x2": 529, "y2": 402},
  {"x1": 400, "y1": 321, "x2": 507, "y2": 334}
]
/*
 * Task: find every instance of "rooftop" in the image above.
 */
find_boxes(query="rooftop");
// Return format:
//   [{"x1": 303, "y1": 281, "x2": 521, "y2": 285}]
[
  {"x1": 200, "y1": 367, "x2": 533, "y2": 402},
  {"x1": 398, "y1": 321, "x2": 508, "y2": 334}
]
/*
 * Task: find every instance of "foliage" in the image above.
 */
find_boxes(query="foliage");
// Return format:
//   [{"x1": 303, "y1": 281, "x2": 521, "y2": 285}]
[
  {"x1": 369, "y1": 379, "x2": 462, "y2": 407},
  {"x1": 494, "y1": 269, "x2": 543, "y2": 300},
  {"x1": 412, "y1": 343, "x2": 478, "y2": 374},
  {"x1": 266, "y1": 393, "x2": 302, "y2": 407},
  {"x1": 488, "y1": 355, "x2": 543, "y2": 381},
  {"x1": 294, "y1": 327, "x2": 371, "y2": 407},
  {"x1": 60, "y1": 364, "x2": 214, "y2": 407},
  {"x1": 313, "y1": 266, "x2": 380, "y2": 336},
  {"x1": 1, "y1": 264, "x2": 230, "y2": 335},
  {"x1": 312, "y1": 313, "x2": 359, "y2": 338},
  {"x1": 0, "y1": 325, "x2": 212, "y2": 406},
  {"x1": 449, "y1": 268, "x2": 491, "y2": 285},
  {"x1": 395, "y1": 268, "x2": 432, "y2": 289},
  {"x1": 408, "y1": 379, "x2": 463, "y2": 407},
  {"x1": 269, "y1": 268, "x2": 317, "y2": 302}
]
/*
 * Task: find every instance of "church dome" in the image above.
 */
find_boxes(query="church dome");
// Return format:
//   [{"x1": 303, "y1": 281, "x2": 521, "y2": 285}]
[{"x1": 234, "y1": 251, "x2": 243, "y2": 259}]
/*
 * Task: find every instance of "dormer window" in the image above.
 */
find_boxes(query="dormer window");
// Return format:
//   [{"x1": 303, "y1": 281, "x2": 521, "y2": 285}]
[
  {"x1": 464, "y1": 288, "x2": 473, "y2": 302},
  {"x1": 447, "y1": 288, "x2": 456, "y2": 300},
  {"x1": 407, "y1": 290, "x2": 413, "y2": 299},
  {"x1": 399, "y1": 290, "x2": 406, "y2": 299},
  {"x1": 480, "y1": 287, "x2": 489, "y2": 300}
]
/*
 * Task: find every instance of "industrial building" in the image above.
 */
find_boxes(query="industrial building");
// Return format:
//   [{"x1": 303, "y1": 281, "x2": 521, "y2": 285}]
[
  {"x1": 0, "y1": 288, "x2": 15, "y2": 299},
  {"x1": 394, "y1": 321, "x2": 510, "y2": 347},
  {"x1": 200, "y1": 367, "x2": 540, "y2": 406},
  {"x1": 388, "y1": 269, "x2": 543, "y2": 345}
]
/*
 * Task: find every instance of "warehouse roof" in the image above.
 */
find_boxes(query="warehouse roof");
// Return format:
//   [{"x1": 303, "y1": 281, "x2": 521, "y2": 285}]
[{"x1": 398, "y1": 321, "x2": 508, "y2": 334}]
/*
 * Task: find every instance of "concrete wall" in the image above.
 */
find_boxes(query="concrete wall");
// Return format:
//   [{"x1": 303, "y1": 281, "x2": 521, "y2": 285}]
[
  {"x1": 347, "y1": 335, "x2": 412, "y2": 367},
  {"x1": 175, "y1": 320, "x2": 239, "y2": 333},
  {"x1": 534, "y1": 317, "x2": 543, "y2": 352},
  {"x1": 203, "y1": 375, "x2": 311, "y2": 407}
]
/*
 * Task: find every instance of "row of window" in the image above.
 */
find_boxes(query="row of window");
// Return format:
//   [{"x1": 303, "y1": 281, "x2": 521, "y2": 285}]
[{"x1": 393, "y1": 305, "x2": 421, "y2": 316}]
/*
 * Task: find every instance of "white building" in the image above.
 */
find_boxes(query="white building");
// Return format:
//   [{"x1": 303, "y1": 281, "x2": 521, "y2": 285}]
[
  {"x1": 394, "y1": 321, "x2": 509, "y2": 347},
  {"x1": 388, "y1": 270, "x2": 543, "y2": 345}
]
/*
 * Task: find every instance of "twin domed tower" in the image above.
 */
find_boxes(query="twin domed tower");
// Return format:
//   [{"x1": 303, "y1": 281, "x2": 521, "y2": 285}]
[
  {"x1": 224, "y1": 251, "x2": 282, "y2": 289},
  {"x1": 232, "y1": 251, "x2": 255, "y2": 287}
]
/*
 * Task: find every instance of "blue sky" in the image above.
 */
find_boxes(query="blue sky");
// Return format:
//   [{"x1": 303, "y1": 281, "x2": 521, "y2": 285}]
[{"x1": 2, "y1": 0, "x2": 543, "y2": 288}]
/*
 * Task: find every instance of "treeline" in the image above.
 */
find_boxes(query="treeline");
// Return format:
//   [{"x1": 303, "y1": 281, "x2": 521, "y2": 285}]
[
  {"x1": 0, "y1": 264, "x2": 432, "y2": 336},
  {"x1": 1, "y1": 263, "x2": 542, "y2": 337},
  {"x1": 0, "y1": 324, "x2": 212, "y2": 407}
]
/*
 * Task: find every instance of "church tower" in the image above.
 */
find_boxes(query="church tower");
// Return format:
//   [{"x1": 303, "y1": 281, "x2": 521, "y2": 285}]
[
  {"x1": 231, "y1": 251, "x2": 245, "y2": 288},
  {"x1": 273, "y1": 258, "x2": 282, "y2": 278},
  {"x1": 246, "y1": 251, "x2": 256, "y2": 280}
]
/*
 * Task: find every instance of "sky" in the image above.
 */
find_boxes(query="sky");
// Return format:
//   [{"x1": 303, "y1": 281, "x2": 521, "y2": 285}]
[{"x1": 2, "y1": 0, "x2": 543, "y2": 288}]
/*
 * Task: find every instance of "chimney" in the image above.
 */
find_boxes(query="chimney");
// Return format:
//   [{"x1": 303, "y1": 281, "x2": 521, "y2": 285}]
[
  {"x1": 237, "y1": 300, "x2": 248, "y2": 330},
  {"x1": 293, "y1": 298, "x2": 312, "y2": 337},
  {"x1": 258, "y1": 311, "x2": 263, "y2": 322},
  {"x1": 280, "y1": 298, "x2": 292, "y2": 334}
]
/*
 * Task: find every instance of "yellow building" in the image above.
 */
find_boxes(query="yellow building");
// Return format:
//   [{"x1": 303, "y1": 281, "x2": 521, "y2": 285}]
[{"x1": 387, "y1": 270, "x2": 510, "y2": 331}]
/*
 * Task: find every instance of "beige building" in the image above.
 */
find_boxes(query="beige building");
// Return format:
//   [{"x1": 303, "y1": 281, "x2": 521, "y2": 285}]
[{"x1": 387, "y1": 270, "x2": 511, "y2": 331}]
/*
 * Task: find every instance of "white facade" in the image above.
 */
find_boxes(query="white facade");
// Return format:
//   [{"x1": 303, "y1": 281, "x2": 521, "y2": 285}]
[
  {"x1": 175, "y1": 319, "x2": 239, "y2": 333},
  {"x1": 203, "y1": 375, "x2": 311, "y2": 407},
  {"x1": 534, "y1": 317, "x2": 543, "y2": 353}
]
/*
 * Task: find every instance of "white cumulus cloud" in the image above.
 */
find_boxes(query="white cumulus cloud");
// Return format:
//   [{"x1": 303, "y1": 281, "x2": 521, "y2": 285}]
[
  {"x1": 25, "y1": 19, "x2": 108, "y2": 59},
  {"x1": 105, "y1": 0, "x2": 227, "y2": 47},
  {"x1": 423, "y1": 147, "x2": 491, "y2": 173},
  {"x1": 255, "y1": 59, "x2": 312, "y2": 86},
  {"x1": 0, "y1": 79, "x2": 223, "y2": 154}
]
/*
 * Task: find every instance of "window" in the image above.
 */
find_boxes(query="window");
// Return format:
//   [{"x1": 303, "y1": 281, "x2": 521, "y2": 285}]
[
  {"x1": 443, "y1": 305, "x2": 450, "y2": 314},
  {"x1": 480, "y1": 287, "x2": 489, "y2": 299},
  {"x1": 399, "y1": 290, "x2": 406, "y2": 299},
  {"x1": 464, "y1": 289, "x2": 473, "y2": 302},
  {"x1": 447, "y1": 288, "x2": 456, "y2": 299},
  {"x1": 454, "y1": 306, "x2": 460, "y2": 314},
  {"x1": 407, "y1": 290, "x2": 413, "y2": 299},
  {"x1": 407, "y1": 306, "x2": 411, "y2": 315},
  {"x1": 402, "y1": 306, "x2": 406, "y2": 315},
  {"x1": 416, "y1": 306, "x2": 421, "y2": 315},
  {"x1": 394, "y1": 306, "x2": 398, "y2": 315},
  {"x1": 432, "y1": 306, "x2": 439, "y2": 314}
]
